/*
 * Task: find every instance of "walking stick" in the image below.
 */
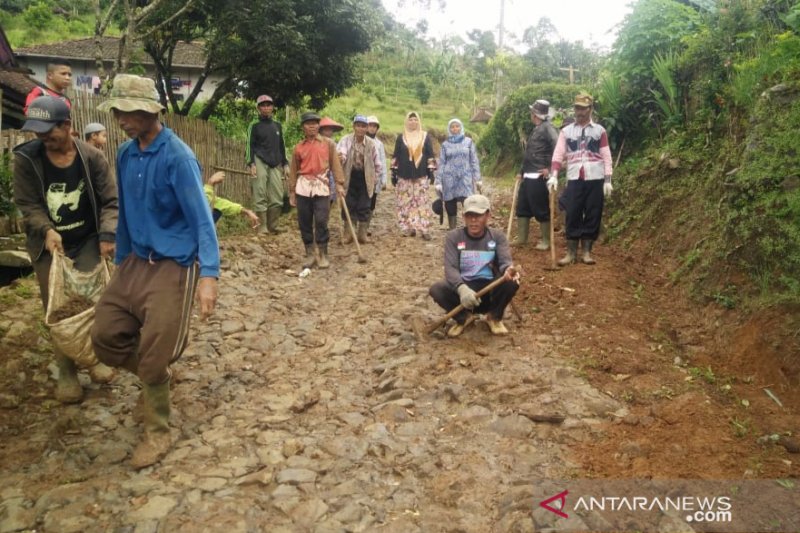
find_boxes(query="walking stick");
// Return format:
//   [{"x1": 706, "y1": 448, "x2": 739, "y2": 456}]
[
  {"x1": 545, "y1": 188, "x2": 558, "y2": 270},
  {"x1": 411, "y1": 267, "x2": 520, "y2": 339},
  {"x1": 507, "y1": 179, "x2": 521, "y2": 241},
  {"x1": 338, "y1": 196, "x2": 367, "y2": 263}
]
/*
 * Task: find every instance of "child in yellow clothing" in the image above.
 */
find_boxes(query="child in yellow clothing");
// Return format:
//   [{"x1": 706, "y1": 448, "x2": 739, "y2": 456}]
[{"x1": 204, "y1": 171, "x2": 259, "y2": 228}]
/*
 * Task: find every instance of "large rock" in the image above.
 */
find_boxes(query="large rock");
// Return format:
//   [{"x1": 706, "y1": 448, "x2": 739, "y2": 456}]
[{"x1": 128, "y1": 495, "x2": 178, "y2": 521}]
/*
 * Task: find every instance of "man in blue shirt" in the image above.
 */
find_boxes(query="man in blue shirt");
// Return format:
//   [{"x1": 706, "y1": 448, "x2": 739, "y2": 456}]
[{"x1": 91, "y1": 74, "x2": 219, "y2": 469}]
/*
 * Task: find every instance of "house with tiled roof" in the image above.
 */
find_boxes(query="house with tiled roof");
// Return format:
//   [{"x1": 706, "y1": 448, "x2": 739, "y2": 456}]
[
  {"x1": 0, "y1": 25, "x2": 38, "y2": 128},
  {"x1": 15, "y1": 37, "x2": 223, "y2": 103}
]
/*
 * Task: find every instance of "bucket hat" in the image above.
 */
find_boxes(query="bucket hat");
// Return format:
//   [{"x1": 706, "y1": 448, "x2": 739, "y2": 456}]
[{"x1": 97, "y1": 74, "x2": 165, "y2": 114}]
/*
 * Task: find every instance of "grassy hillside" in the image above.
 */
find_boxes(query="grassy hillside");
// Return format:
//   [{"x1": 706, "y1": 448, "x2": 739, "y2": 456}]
[{"x1": 1, "y1": 11, "x2": 119, "y2": 48}]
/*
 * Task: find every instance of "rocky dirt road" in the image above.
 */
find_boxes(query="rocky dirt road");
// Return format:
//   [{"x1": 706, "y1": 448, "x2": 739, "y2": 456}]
[{"x1": 1, "y1": 185, "x2": 797, "y2": 532}]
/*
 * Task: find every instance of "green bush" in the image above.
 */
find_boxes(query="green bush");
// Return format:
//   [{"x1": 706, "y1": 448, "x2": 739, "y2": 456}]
[
  {"x1": 22, "y1": 1, "x2": 53, "y2": 31},
  {"x1": 724, "y1": 87, "x2": 800, "y2": 302},
  {"x1": 194, "y1": 96, "x2": 256, "y2": 142},
  {"x1": 478, "y1": 83, "x2": 587, "y2": 175}
]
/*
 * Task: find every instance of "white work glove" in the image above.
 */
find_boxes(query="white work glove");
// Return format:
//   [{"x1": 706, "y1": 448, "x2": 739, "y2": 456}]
[
  {"x1": 457, "y1": 284, "x2": 481, "y2": 310},
  {"x1": 546, "y1": 175, "x2": 558, "y2": 192},
  {"x1": 603, "y1": 181, "x2": 613, "y2": 197},
  {"x1": 435, "y1": 183, "x2": 443, "y2": 193}
]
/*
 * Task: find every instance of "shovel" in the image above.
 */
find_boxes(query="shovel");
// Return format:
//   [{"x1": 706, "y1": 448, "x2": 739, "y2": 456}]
[
  {"x1": 506, "y1": 179, "x2": 521, "y2": 241},
  {"x1": 545, "y1": 188, "x2": 558, "y2": 271},
  {"x1": 412, "y1": 267, "x2": 519, "y2": 340},
  {"x1": 338, "y1": 196, "x2": 367, "y2": 263}
]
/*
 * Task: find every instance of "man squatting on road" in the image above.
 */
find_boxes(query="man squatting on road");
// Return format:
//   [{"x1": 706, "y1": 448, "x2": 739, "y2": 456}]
[
  {"x1": 429, "y1": 194, "x2": 520, "y2": 338},
  {"x1": 91, "y1": 74, "x2": 220, "y2": 469}
]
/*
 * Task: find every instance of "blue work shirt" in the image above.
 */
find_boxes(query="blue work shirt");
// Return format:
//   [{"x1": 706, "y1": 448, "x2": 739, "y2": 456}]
[{"x1": 114, "y1": 125, "x2": 220, "y2": 278}]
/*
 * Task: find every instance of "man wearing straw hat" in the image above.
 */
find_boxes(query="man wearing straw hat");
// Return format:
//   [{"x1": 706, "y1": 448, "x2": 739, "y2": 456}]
[
  {"x1": 13, "y1": 95, "x2": 118, "y2": 403},
  {"x1": 91, "y1": 74, "x2": 219, "y2": 469}
]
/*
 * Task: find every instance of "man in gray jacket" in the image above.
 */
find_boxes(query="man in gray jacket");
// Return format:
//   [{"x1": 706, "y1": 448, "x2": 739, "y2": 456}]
[
  {"x1": 13, "y1": 96, "x2": 118, "y2": 403},
  {"x1": 337, "y1": 115, "x2": 384, "y2": 244},
  {"x1": 429, "y1": 194, "x2": 520, "y2": 337}
]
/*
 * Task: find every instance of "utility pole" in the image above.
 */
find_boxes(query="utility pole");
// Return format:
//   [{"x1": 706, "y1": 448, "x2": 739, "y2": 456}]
[{"x1": 495, "y1": 0, "x2": 505, "y2": 108}]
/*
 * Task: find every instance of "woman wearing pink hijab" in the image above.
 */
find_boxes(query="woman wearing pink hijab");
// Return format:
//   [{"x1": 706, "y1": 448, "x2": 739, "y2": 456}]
[{"x1": 391, "y1": 111, "x2": 436, "y2": 239}]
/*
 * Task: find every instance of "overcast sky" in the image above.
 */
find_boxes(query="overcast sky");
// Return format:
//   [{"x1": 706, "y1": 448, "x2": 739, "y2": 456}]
[{"x1": 380, "y1": 0, "x2": 634, "y2": 51}]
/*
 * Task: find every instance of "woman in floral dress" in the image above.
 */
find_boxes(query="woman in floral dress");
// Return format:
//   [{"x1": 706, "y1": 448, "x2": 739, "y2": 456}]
[{"x1": 391, "y1": 111, "x2": 436, "y2": 239}]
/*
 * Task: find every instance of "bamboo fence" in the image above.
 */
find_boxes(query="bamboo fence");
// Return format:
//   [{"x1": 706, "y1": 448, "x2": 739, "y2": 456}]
[
  {"x1": 69, "y1": 92, "x2": 253, "y2": 205},
  {"x1": 1, "y1": 92, "x2": 252, "y2": 236}
]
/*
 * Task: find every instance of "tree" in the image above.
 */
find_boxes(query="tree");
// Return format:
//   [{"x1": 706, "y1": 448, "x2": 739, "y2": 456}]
[
  {"x1": 522, "y1": 17, "x2": 559, "y2": 49},
  {"x1": 92, "y1": 0, "x2": 198, "y2": 83},
  {"x1": 415, "y1": 79, "x2": 431, "y2": 105},
  {"x1": 133, "y1": 0, "x2": 382, "y2": 117},
  {"x1": 608, "y1": 0, "x2": 702, "y2": 142}
]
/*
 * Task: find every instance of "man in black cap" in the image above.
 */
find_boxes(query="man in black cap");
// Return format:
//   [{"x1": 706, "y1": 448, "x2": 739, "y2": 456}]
[
  {"x1": 13, "y1": 96, "x2": 118, "y2": 402},
  {"x1": 288, "y1": 112, "x2": 345, "y2": 269},
  {"x1": 514, "y1": 99, "x2": 559, "y2": 250}
]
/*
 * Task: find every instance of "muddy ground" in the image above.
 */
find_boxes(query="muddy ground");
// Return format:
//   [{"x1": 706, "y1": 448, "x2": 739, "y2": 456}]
[{"x1": 0, "y1": 183, "x2": 797, "y2": 532}]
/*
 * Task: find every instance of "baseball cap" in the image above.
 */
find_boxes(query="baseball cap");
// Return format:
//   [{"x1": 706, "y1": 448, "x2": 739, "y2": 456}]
[
  {"x1": 257, "y1": 95, "x2": 274, "y2": 105},
  {"x1": 22, "y1": 96, "x2": 71, "y2": 133},
  {"x1": 366, "y1": 115, "x2": 380, "y2": 126},
  {"x1": 353, "y1": 114, "x2": 368, "y2": 124},
  {"x1": 84, "y1": 122, "x2": 106, "y2": 136},
  {"x1": 463, "y1": 194, "x2": 491, "y2": 215}
]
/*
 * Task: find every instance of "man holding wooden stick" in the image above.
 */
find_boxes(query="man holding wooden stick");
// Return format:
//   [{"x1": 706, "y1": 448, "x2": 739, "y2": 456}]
[
  {"x1": 513, "y1": 99, "x2": 559, "y2": 250},
  {"x1": 337, "y1": 115, "x2": 384, "y2": 244},
  {"x1": 549, "y1": 92, "x2": 614, "y2": 266},
  {"x1": 429, "y1": 194, "x2": 520, "y2": 337}
]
